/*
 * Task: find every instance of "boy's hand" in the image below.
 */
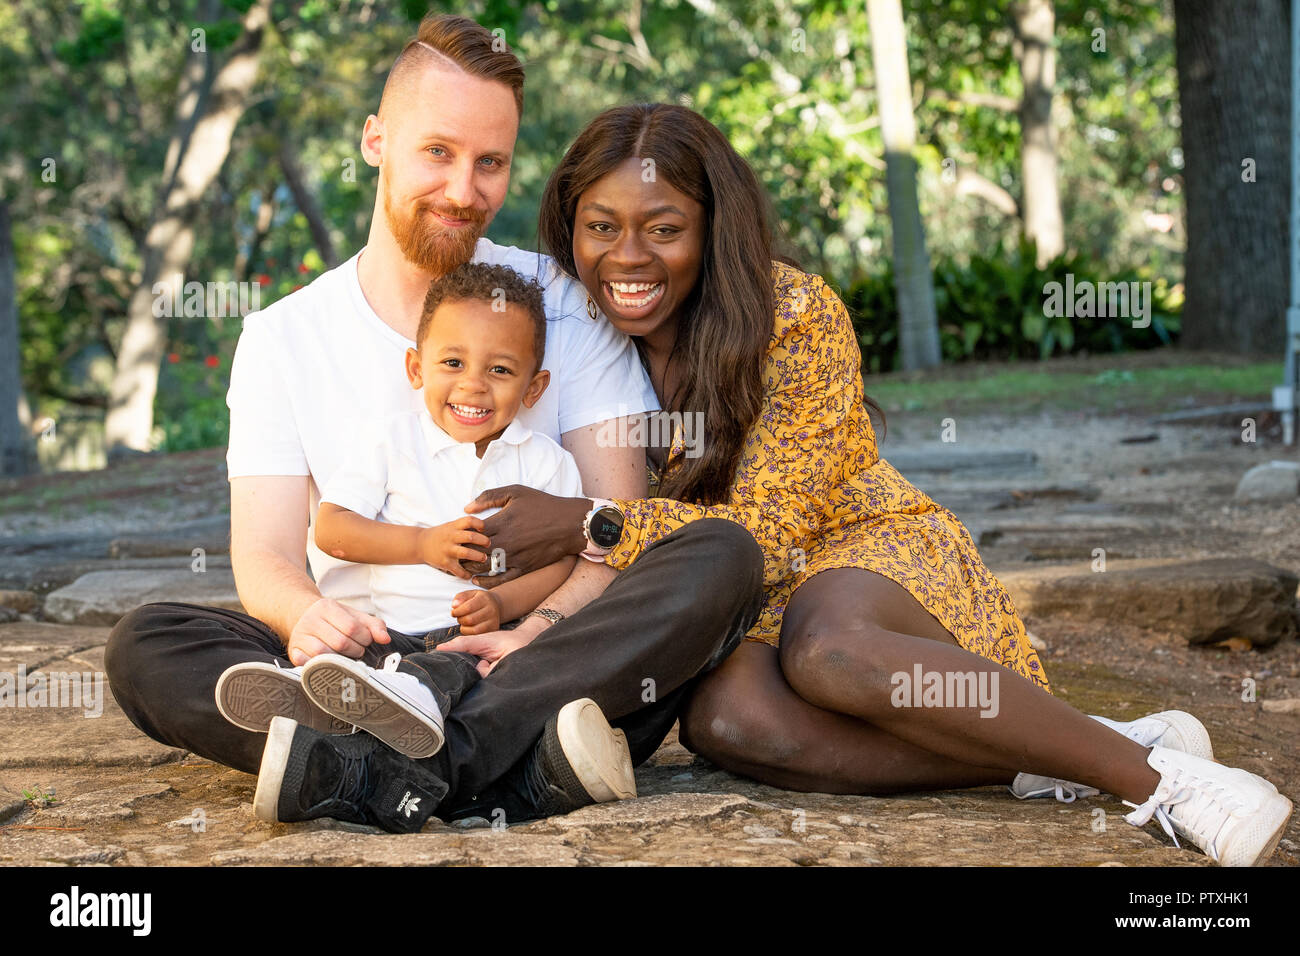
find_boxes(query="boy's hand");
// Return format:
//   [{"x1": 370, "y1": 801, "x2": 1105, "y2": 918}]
[
  {"x1": 450, "y1": 589, "x2": 501, "y2": 635},
  {"x1": 418, "y1": 517, "x2": 491, "y2": 579}
]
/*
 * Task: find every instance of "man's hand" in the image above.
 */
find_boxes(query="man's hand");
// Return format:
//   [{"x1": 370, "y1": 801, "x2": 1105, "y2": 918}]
[
  {"x1": 418, "y1": 516, "x2": 491, "y2": 579},
  {"x1": 438, "y1": 616, "x2": 548, "y2": 676},
  {"x1": 287, "y1": 597, "x2": 391, "y2": 666},
  {"x1": 450, "y1": 589, "x2": 502, "y2": 636},
  {"x1": 462, "y1": 486, "x2": 589, "y2": 587}
]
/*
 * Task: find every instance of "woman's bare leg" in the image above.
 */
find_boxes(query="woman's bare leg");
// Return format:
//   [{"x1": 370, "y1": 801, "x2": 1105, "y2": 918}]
[
  {"x1": 772, "y1": 568, "x2": 1161, "y2": 804},
  {"x1": 680, "y1": 640, "x2": 1012, "y2": 794}
]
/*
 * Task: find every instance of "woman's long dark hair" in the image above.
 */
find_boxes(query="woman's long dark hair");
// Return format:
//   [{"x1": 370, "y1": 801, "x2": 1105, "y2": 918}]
[{"x1": 538, "y1": 103, "x2": 773, "y2": 506}]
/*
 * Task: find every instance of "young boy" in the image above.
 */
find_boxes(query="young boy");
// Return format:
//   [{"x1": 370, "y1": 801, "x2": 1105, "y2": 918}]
[{"x1": 217, "y1": 262, "x2": 582, "y2": 758}]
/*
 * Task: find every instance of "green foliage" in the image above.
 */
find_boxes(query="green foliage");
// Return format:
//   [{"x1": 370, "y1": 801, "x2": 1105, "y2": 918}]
[
  {"x1": 3, "y1": 0, "x2": 1188, "y2": 455},
  {"x1": 845, "y1": 240, "x2": 1182, "y2": 373}
]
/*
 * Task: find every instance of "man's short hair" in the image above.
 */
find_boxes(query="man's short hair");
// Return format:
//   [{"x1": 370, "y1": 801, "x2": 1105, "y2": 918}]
[
  {"x1": 380, "y1": 14, "x2": 524, "y2": 119},
  {"x1": 418, "y1": 263, "x2": 547, "y2": 374}
]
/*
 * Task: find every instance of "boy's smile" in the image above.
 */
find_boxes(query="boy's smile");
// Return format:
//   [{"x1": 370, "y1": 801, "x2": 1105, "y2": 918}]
[{"x1": 405, "y1": 298, "x2": 549, "y2": 457}]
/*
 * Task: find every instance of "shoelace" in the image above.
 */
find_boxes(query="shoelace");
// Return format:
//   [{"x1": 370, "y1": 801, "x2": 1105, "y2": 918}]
[
  {"x1": 325, "y1": 746, "x2": 374, "y2": 810},
  {"x1": 1050, "y1": 781, "x2": 1095, "y2": 803},
  {"x1": 1122, "y1": 768, "x2": 1245, "y2": 858}
]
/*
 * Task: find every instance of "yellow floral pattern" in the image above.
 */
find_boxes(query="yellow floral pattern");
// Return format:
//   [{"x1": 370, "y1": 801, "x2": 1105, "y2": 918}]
[{"x1": 605, "y1": 261, "x2": 1050, "y2": 692}]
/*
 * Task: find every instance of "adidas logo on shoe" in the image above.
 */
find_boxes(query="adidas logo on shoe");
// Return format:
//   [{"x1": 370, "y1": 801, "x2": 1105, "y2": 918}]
[{"x1": 397, "y1": 791, "x2": 422, "y2": 818}]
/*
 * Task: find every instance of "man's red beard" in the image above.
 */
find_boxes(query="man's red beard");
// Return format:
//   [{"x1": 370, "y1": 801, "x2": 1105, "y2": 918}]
[{"x1": 383, "y1": 180, "x2": 487, "y2": 275}]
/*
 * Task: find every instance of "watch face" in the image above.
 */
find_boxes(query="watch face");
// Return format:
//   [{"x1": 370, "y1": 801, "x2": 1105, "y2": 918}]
[{"x1": 590, "y1": 506, "x2": 624, "y2": 549}]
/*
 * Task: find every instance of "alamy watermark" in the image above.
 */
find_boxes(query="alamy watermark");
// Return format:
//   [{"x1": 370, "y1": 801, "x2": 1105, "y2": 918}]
[
  {"x1": 1042, "y1": 274, "x2": 1151, "y2": 328},
  {"x1": 890, "y1": 664, "x2": 1000, "y2": 718},
  {"x1": 152, "y1": 274, "x2": 262, "y2": 319},
  {"x1": 0, "y1": 666, "x2": 104, "y2": 717},
  {"x1": 595, "y1": 405, "x2": 705, "y2": 458}
]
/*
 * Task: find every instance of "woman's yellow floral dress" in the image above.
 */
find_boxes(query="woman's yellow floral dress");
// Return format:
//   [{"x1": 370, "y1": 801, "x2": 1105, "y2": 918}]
[{"x1": 603, "y1": 260, "x2": 1050, "y2": 693}]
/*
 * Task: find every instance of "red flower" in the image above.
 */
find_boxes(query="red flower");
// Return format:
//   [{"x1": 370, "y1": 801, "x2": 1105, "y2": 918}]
[
  {"x1": 298, "y1": 262, "x2": 310, "y2": 274},
  {"x1": 255, "y1": 274, "x2": 271, "y2": 287},
  {"x1": 167, "y1": 352, "x2": 180, "y2": 364},
  {"x1": 205, "y1": 355, "x2": 220, "y2": 368},
  {"x1": 292, "y1": 284, "x2": 303, "y2": 292}
]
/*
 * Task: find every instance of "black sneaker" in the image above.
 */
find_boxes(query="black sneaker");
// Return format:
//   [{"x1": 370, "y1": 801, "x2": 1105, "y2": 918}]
[
  {"x1": 444, "y1": 698, "x2": 637, "y2": 826},
  {"x1": 254, "y1": 716, "x2": 447, "y2": 833}
]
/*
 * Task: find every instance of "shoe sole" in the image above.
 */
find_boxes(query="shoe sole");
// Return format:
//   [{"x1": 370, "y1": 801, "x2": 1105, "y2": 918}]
[
  {"x1": 300, "y1": 656, "x2": 444, "y2": 759},
  {"x1": 1147, "y1": 710, "x2": 1214, "y2": 761},
  {"x1": 253, "y1": 716, "x2": 297, "y2": 823},
  {"x1": 555, "y1": 698, "x2": 637, "y2": 803},
  {"x1": 216, "y1": 663, "x2": 354, "y2": 735},
  {"x1": 1221, "y1": 791, "x2": 1293, "y2": 867}
]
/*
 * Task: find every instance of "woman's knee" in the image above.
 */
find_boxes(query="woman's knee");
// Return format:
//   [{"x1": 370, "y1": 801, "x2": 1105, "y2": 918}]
[{"x1": 778, "y1": 612, "x2": 895, "y2": 716}]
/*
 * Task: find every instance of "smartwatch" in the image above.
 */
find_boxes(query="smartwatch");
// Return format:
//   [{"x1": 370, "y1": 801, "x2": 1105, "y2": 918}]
[{"x1": 581, "y1": 498, "x2": 625, "y2": 561}]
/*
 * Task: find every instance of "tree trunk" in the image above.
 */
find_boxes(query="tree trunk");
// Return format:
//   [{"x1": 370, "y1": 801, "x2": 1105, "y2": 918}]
[
  {"x1": 868, "y1": 0, "x2": 941, "y2": 370},
  {"x1": 1174, "y1": 0, "x2": 1290, "y2": 353},
  {"x1": 1012, "y1": 0, "x2": 1065, "y2": 266},
  {"x1": 104, "y1": 0, "x2": 272, "y2": 455},
  {"x1": 279, "y1": 139, "x2": 340, "y2": 269},
  {"x1": 0, "y1": 200, "x2": 33, "y2": 478}
]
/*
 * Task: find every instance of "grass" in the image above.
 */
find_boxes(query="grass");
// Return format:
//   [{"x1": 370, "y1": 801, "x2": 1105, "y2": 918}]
[{"x1": 864, "y1": 360, "x2": 1282, "y2": 417}]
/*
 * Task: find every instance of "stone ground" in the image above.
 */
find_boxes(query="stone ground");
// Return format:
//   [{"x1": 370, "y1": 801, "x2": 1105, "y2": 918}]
[{"x1": 0, "y1": 399, "x2": 1297, "y2": 866}]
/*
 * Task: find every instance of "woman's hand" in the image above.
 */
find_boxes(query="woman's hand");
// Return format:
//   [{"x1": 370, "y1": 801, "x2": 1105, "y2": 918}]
[
  {"x1": 449, "y1": 589, "x2": 501, "y2": 635},
  {"x1": 438, "y1": 617, "x2": 549, "y2": 676},
  {"x1": 417, "y1": 517, "x2": 491, "y2": 579},
  {"x1": 461, "y1": 486, "x2": 590, "y2": 587}
]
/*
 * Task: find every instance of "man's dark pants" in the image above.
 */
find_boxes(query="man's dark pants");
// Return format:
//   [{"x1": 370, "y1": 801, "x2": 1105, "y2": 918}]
[{"x1": 104, "y1": 518, "x2": 765, "y2": 816}]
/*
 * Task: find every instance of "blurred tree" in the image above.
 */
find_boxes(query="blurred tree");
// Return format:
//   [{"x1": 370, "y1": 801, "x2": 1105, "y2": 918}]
[
  {"x1": 1173, "y1": 0, "x2": 1290, "y2": 354},
  {"x1": 104, "y1": 0, "x2": 272, "y2": 455},
  {"x1": 868, "y1": 0, "x2": 940, "y2": 369},
  {"x1": 1012, "y1": 0, "x2": 1064, "y2": 265},
  {"x1": 0, "y1": 199, "x2": 32, "y2": 477}
]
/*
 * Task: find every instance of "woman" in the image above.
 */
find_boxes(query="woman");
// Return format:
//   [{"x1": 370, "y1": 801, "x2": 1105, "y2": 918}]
[{"x1": 457, "y1": 103, "x2": 1290, "y2": 865}]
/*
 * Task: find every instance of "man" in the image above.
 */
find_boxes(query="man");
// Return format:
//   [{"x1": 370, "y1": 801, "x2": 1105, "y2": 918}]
[{"x1": 105, "y1": 13, "x2": 764, "y2": 834}]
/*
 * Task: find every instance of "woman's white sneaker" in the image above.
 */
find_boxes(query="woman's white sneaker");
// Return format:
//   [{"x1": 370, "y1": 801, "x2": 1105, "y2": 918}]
[
  {"x1": 1122, "y1": 746, "x2": 1292, "y2": 866},
  {"x1": 1011, "y1": 709, "x2": 1214, "y2": 801},
  {"x1": 300, "y1": 653, "x2": 445, "y2": 759}
]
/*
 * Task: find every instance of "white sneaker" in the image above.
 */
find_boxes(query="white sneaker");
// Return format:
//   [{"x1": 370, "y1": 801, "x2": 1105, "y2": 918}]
[
  {"x1": 1123, "y1": 746, "x2": 1293, "y2": 866},
  {"x1": 300, "y1": 653, "x2": 445, "y2": 759},
  {"x1": 215, "y1": 660, "x2": 355, "y2": 734},
  {"x1": 1011, "y1": 710, "x2": 1214, "y2": 801}
]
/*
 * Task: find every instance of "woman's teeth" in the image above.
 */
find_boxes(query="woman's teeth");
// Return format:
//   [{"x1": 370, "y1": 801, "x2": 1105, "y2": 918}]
[
  {"x1": 449, "y1": 403, "x2": 491, "y2": 420},
  {"x1": 608, "y1": 282, "x2": 664, "y2": 309}
]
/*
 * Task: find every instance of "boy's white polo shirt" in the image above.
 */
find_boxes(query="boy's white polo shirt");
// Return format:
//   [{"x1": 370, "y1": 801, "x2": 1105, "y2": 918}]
[
  {"x1": 319, "y1": 411, "x2": 585, "y2": 634},
  {"x1": 225, "y1": 239, "x2": 659, "y2": 611}
]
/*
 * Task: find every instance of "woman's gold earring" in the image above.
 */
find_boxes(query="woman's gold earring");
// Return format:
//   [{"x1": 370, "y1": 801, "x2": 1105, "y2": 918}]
[{"x1": 586, "y1": 295, "x2": 598, "y2": 320}]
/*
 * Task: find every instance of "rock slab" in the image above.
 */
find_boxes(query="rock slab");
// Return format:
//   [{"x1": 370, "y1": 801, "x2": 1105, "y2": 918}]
[
  {"x1": 999, "y1": 557, "x2": 1299, "y2": 648},
  {"x1": 43, "y1": 568, "x2": 244, "y2": 626}
]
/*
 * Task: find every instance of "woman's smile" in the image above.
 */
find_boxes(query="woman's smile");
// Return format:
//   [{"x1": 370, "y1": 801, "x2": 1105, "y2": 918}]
[{"x1": 603, "y1": 279, "x2": 666, "y2": 316}]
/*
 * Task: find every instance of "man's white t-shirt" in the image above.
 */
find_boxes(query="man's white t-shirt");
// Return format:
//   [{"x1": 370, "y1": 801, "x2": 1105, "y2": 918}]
[
  {"x1": 318, "y1": 411, "x2": 585, "y2": 634},
  {"x1": 225, "y1": 239, "x2": 659, "y2": 612}
]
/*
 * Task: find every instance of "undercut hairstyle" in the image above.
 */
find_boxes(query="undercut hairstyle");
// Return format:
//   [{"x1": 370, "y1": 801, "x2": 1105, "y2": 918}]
[
  {"x1": 418, "y1": 262, "x2": 548, "y2": 374},
  {"x1": 379, "y1": 14, "x2": 525, "y2": 120}
]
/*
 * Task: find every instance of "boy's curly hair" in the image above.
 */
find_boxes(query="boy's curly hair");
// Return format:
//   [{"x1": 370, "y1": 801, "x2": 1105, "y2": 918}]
[{"x1": 417, "y1": 262, "x2": 547, "y2": 373}]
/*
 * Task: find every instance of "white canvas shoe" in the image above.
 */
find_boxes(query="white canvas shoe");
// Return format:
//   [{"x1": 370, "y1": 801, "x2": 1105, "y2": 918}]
[
  {"x1": 216, "y1": 660, "x2": 355, "y2": 735},
  {"x1": 300, "y1": 653, "x2": 445, "y2": 759},
  {"x1": 1010, "y1": 709, "x2": 1214, "y2": 801},
  {"x1": 1123, "y1": 746, "x2": 1292, "y2": 866}
]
